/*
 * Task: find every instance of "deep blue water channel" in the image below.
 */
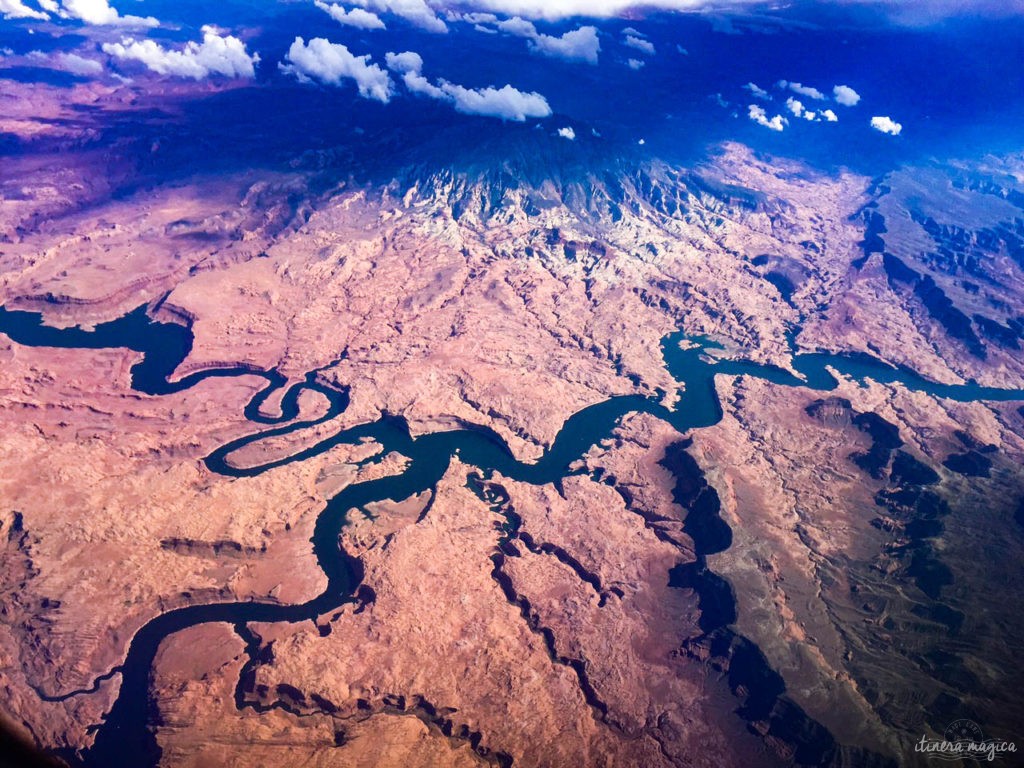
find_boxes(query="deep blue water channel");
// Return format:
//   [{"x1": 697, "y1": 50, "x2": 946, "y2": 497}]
[{"x1": 0, "y1": 304, "x2": 1020, "y2": 767}]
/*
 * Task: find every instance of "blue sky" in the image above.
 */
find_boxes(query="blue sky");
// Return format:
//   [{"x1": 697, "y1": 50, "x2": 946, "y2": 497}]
[{"x1": 1, "y1": 0, "x2": 1022, "y2": 175}]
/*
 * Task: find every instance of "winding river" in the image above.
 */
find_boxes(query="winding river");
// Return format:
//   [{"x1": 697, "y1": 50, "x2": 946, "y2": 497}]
[{"x1": 0, "y1": 304, "x2": 1022, "y2": 767}]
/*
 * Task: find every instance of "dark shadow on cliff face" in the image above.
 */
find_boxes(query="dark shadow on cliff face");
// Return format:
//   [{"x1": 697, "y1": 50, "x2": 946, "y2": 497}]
[
  {"x1": 661, "y1": 438, "x2": 897, "y2": 768},
  {"x1": 0, "y1": 720, "x2": 65, "y2": 768}
]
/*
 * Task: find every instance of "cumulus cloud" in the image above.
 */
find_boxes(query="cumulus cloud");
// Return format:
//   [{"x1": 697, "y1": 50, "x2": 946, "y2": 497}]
[
  {"x1": 440, "y1": 81, "x2": 551, "y2": 120},
  {"x1": 833, "y1": 84, "x2": 860, "y2": 106},
  {"x1": 530, "y1": 25, "x2": 600, "y2": 62},
  {"x1": 623, "y1": 33, "x2": 655, "y2": 55},
  {"x1": 779, "y1": 79, "x2": 825, "y2": 100},
  {"x1": 0, "y1": 0, "x2": 48, "y2": 20},
  {"x1": 103, "y1": 26, "x2": 258, "y2": 79},
  {"x1": 495, "y1": 15, "x2": 533, "y2": 35},
  {"x1": 748, "y1": 103, "x2": 787, "y2": 131},
  {"x1": 870, "y1": 115, "x2": 902, "y2": 135},
  {"x1": 385, "y1": 48, "x2": 551, "y2": 120},
  {"x1": 384, "y1": 49, "x2": 423, "y2": 73},
  {"x1": 315, "y1": 1, "x2": 386, "y2": 29},
  {"x1": 351, "y1": 0, "x2": 447, "y2": 33},
  {"x1": 385, "y1": 49, "x2": 445, "y2": 96},
  {"x1": 282, "y1": 37, "x2": 392, "y2": 101},
  {"x1": 557, "y1": 126, "x2": 575, "y2": 139},
  {"x1": 495, "y1": 17, "x2": 600, "y2": 64},
  {"x1": 627, "y1": 57, "x2": 644, "y2": 69},
  {"x1": 783, "y1": 96, "x2": 840, "y2": 123},
  {"x1": 62, "y1": 0, "x2": 158, "y2": 27}
]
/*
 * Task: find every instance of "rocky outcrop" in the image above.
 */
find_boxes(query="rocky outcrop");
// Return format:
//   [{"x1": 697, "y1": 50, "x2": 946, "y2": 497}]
[{"x1": 2, "y1": 112, "x2": 1023, "y2": 768}]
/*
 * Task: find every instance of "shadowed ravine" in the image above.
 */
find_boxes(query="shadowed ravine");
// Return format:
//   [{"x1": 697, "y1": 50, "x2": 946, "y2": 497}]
[{"x1": 1, "y1": 304, "x2": 1022, "y2": 768}]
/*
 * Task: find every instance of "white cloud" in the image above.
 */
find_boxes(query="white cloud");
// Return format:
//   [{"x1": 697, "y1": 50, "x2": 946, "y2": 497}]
[
  {"x1": 385, "y1": 48, "x2": 551, "y2": 120},
  {"x1": 57, "y1": 51, "x2": 104, "y2": 75},
  {"x1": 436, "y1": 0, "x2": 1024, "y2": 23},
  {"x1": 530, "y1": 25, "x2": 600, "y2": 63},
  {"x1": 627, "y1": 57, "x2": 644, "y2": 69},
  {"x1": 748, "y1": 103, "x2": 787, "y2": 131},
  {"x1": 557, "y1": 126, "x2": 575, "y2": 139},
  {"x1": 778, "y1": 79, "x2": 825, "y2": 100},
  {"x1": 744, "y1": 82, "x2": 770, "y2": 100},
  {"x1": 103, "y1": 26, "x2": 258, "y2": 79},
  {"x1": 0, "y1": 0, "x2": 48, "y2": 20},
  {"x1": 457, "y1": 11, "x2": 499, "y2": 23},
  {"x1": 384, "y1": 49, "x2": 423, "y2": 74},
  {"x1": 495, "y1": 17, "x2": 600, "y2": 64},
  {"x1": 315, "y1": 1, "x2": 386, "y2": 29},
  {"x1": 351, "y1": 0, "x2": 447, "y2": 33},
  {"x1": 385, "y1": 49, "x2": 445, "y2": 96},
  {"x1": 439, "y1": 81, "x2": 551, "y2": 120},
  {"x1": 62, "y1": 0, "x2": 158, "y2": 27},
  {"x1": 27, "y1": 49, "x2": 104, "y2": 75},
  {"x1": 783, "y1": 96, "x2": 840, "y2": 123},
  {"x1": 282, "y1": 37, "x2": 392, "y2": 101},
  {"x1": 15, "y1": 0, "x2": 1000, "y2": 29},
  {"x1": 870, "y1": 115, "x2": 902, "y2": 135},
  {"x1": 496, "y1": 15, "x2": 534, "y2": 35},
  {"x1": 403, "y1": 72, "x2": 445, "y2": 97},
  {"x1": 833, "y1": 84, "x2": 860, "y2": 106},
  {"x1": 430, "y1": 0, "x2": 730, "y2": 21},
  {"x1": 623, "y1": 33, "x2": 655, "y2": 55}
]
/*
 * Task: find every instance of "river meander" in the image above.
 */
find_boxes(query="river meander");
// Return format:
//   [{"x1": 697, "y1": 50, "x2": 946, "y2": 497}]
[{"x1": 0, "y1": 304, "x2": 1021, "y2": 767}]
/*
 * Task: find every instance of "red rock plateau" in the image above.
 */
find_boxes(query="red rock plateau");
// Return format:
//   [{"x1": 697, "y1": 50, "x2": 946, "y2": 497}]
[{"x1": 2, "y1": 74, "x2": 1024, "y2": 768}]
